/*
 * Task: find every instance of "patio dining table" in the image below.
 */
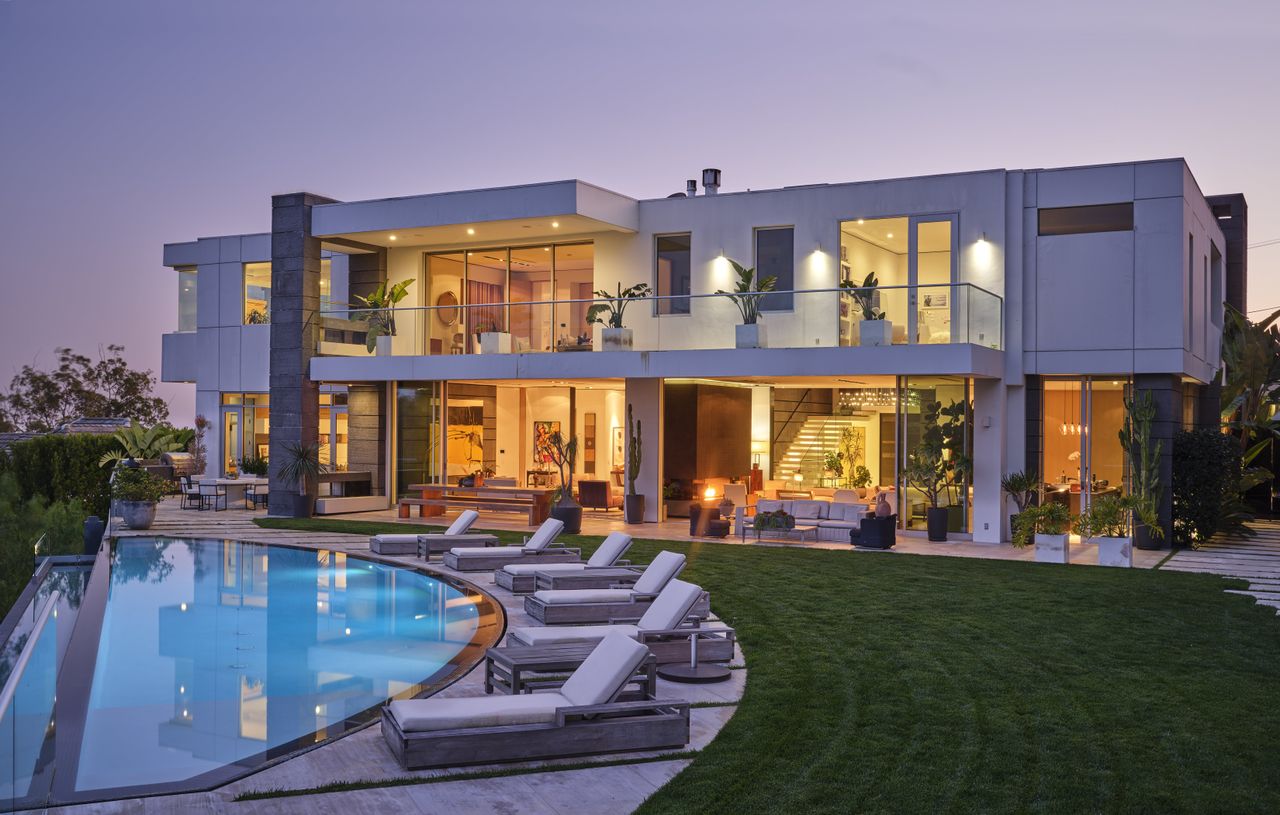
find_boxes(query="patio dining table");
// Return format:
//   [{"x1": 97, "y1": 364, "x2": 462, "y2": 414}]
[{"x1": 203, "y1": 477, "x2": 267, "y2": 506}]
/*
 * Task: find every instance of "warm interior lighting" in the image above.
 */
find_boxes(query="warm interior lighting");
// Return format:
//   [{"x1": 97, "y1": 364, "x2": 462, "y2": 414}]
[
  {"x1": 466, "y1": 227, "x2": 476, "y2": 235},
  {"x1": 794, "y1": 473, "x2": 804, "y2": 482},
  {"x1": 704, "y1": 486, "x2": 716, "y2": 500},
  {"x1": 857, "y1": 219, "x2": 865, "y2": 225},
  {"x1": 551, "y1": 221, "x2": 560, "y2": 228},
  {"x1": 886, "y1": 232, "x2": 894, "y2": 239},
  {"x1": 388, "y1": 234, "x2": 397, "y2": 241}
]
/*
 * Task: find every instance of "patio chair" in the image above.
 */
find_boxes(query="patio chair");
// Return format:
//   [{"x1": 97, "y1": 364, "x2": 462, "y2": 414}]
[
  {"x1": 441, "y1": 517, "x2": 579, "y2": 572},
  {"x1": 381, "y1": 633, "x2": 689, "y2": 769},
  {"x1": 577, "y1": 479, "x2": 621, "y2": 512},
  {"x1": 506, "y1": 579, "x2": 734, "y2": 665},
  {"x1": 245, "y1": 484, "x2": 268, "y2": 511},
  {"x1": 198, "y1": 482, "x2": 226, "y2": 511},
  {"x1": 494, "y1": 531, "x2": 633, "y2": 593},
  {"x1": 180, "y1": 475, "x2": 202, "y2": 510},
  {"x1": 416, "y1": 509, "x2": 500, "y2": 558},
  {"x1": 523, "y1": 550, "x2": 696, "y2": 624}
]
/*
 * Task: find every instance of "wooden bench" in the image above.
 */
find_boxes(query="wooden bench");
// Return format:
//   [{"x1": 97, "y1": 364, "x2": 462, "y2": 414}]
[{"x1": 398, "y1": 495, "x2": 538, "y2": 524}]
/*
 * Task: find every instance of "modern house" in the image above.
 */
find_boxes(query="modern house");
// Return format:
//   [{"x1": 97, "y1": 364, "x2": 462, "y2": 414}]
[{"x1": 159, "y1": 159, "x2": 1247, "y2": 544}]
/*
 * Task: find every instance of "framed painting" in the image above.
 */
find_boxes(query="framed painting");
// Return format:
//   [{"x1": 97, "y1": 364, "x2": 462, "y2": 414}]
[{"x1": 533, "y1": 420, "x2": 560, "y2": 465}]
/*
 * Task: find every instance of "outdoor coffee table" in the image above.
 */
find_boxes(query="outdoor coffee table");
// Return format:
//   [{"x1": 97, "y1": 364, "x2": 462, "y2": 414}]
[
  {"x1": 484, "y1": 643, "x2": 657, "y2": 696},
  {"x1": 741, "y1": 524, "x2": 819, "y2": 545},
  {"x1": 533, "y1": 566, "x2": 641, "y2": 592}
]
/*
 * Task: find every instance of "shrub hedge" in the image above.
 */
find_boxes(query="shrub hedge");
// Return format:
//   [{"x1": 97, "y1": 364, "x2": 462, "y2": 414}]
[
  {"x1": 1172, "y1": 428, "x2": 1242, "y2": 547},
  {"x1": 0, "y1": 434, "x2": 119, "y2": 519}
]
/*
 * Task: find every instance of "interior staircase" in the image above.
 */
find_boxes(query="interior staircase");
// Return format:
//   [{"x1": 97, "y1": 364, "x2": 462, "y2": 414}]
[{"x1": 775, "y1": 415, "x2": 865, "y2": 487}]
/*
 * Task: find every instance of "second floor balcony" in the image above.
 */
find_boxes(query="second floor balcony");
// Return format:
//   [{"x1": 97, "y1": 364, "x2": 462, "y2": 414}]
[{"x1": 317, "y1": 283, "x2": 1002, "y2": 361}]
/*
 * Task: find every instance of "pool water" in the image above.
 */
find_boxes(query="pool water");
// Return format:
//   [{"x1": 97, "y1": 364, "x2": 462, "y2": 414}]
[{"x1": 0, "y1": 537, "x2": 501, "y2": 808}]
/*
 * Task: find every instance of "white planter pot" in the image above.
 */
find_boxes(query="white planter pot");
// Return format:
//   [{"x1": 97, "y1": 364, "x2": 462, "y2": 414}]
[
  {"x1": 1096, "y1": 536, "x2": 1133, "y2": 568},
  {"x1": 375, "y1": 334, "x2": 393, "y2": 356},
  {"x1": 858, "y1": 319, "x2": 893, "y2": 347},
  {"x1": 735, "y1": 322, "x2": 767, "y2": 349},
  {"x1": 479, "y1": 332, "x2": 512, "y2": 355},
  {"x1": 602, "y1": 327, "x2": 633, "y2": 351},
  {"x1": 1034, "y1": 533, "x2": 1069, "y2": 564}
]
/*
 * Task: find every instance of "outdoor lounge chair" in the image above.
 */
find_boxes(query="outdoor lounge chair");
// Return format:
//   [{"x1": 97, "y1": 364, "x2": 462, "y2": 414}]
[
  {"x1": 441, "y1": 517, "x2": 578, "y2": 572},
  {"x1": 506, "y1": 579, "x2": 734, "y2": 664},
  {"x1": 370, "y1": 512, "x2": 499, "y2": 556},
  {"x1": 493, "y1": 531, "x2": 633, "y2": 593},
  {"x1": 522, "y1": 550, "x2": 698, "y2": 624},
  {"x1": 381, "y1": 633, "x2": 689, "y2": 769}
]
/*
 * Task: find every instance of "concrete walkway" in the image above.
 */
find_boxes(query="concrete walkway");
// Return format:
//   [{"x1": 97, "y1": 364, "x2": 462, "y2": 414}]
[
  {"x1": 44, "y1": 500, "x2": 743, "y2": 814},
  {"x1": 1160, "y1": 520, "x2": 1280, "y2": 613}
]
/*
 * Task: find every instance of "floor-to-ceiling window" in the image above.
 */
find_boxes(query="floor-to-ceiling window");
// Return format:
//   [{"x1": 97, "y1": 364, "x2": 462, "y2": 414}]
[
  {"x1": 318, "y1": 391, "x2": 349, "y2": 473},
  {"x1": 221, "y1": 394, "x2": 270, "y2": 475},
  {"x1": 899, "y1": 376, "x2": 970, "y2": 532},
  {"x1": 1042, "y1": 378, "x2": 1128, "y2": 515},
  {"x1": 509, "y1": 246, "x2": 553, "y2": 353},
  {"x1": 395, "y1": 382, "x2": 443, "y2": 497},
  {"x1": 554, "y1": 244, "x2": 594, "y2": 348}
]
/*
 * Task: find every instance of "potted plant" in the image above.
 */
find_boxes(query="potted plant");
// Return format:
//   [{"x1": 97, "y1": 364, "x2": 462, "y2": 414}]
[
  {"x1": 850, "y1": 465, "x2": 872, "y2": 497},
  {"x1": 1001, "y1": 469, "x2": 1038, "y2": 539},
  {"x1": 904, "y1": 449, "x2": 948, "y2": 542},
  {"x1": 1012, "y1": 501, "x2": 1072, "y2": 563},
  {"x1": 823, "y1": 451, "x2": 843, "y2": 482},
  {"x1": 1073, "y1": 494, "x2": 1134, "y2": 568},
  {"x1": 716, "y1": 260, "x2": 776, "y2": 349},
  {"x1": 841, "y1": 272, "x2": 892, "y2": 347},
  {"x1": 624, "y1": 403, "x2": 645, "y2": 523},
  {"x1": 112, "y1": 466, "x2": 168, "y2": 530},
  {"x1": 546, "y1": 431, "x2": 582, "y2": 534},
  {"x1": 587, "y1": 282, "x2": 652, "y2": 351},
  {"x1": 474, "y1": 464, "x2": 495, "y2": 488},
  {"x1": 238, "y1": 455, "x2": 269, "y2": 478},
  {"x1": 1120, "y1": 392, "x2": 1166, "y2": 550},
  {"x1": 353, "y1": 279, "x2": 414, "y2": 355},
  {"x1": 277, "y1": 440, "x2": 325, "y2": 518}
]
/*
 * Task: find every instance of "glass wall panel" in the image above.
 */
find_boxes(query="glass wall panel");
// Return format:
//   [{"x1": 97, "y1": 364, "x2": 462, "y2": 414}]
[
  {"x1": 426, "y1": 253, "x2": 466, "y2": 355},
  {"x1": 554, "y1": 243, "x2": 594, "y2": 349},
  {"x1": 900, "y1": 376, "x2": 969, "y2": 532},
  {"x1": 243, "y1": 263, "x2": 272, "y2": 325},
  {"x1": 395, "y1": 382, "x2": 442, "y2": 496},
  {"x1": 840, "y1": 218, "x2": 909, "y2": 344},
  {"x1": 509, "y1": 246, "x2": 553, "y2": 353},
  {"x1": 655, "y1": 235, "x2": 691, "y2": 315},
  {"x1": 916, "y1": 220, "x2": 953, "y2": 344},
  {"x1": 465, "y1": 249, "x2": 508, "y2": 347},
  {"x1": 177, "y1": 268, "x2": 197, "y2": 332},
  {"x1": 1042, "y1": 378, "x2": 1128, "y2": 516},
  {"x1": 1087, "y1": 379, "x2": 1127, "y2": 494}
]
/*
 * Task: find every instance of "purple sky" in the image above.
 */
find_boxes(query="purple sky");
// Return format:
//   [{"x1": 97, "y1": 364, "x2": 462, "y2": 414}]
[{"x1": 1, "y1": 0, "x2": 1278, "y2": 423}]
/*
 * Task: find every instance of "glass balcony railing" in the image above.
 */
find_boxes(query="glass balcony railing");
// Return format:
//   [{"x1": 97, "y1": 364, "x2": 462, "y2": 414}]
[{"x1": 316, "y1": 283, "x2": 1001, "y2": 357}]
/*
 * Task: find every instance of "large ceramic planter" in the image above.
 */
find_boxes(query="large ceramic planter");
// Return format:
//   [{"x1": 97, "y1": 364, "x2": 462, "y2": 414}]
[
  {"x1": 926, "y1": 506, "x2": 949, "y2": 542},
  {"x1": 1034, "y1": 532, "x2": 1069, "y2": 564},
  {"x1": 375, "y1": 334, "x2": 393, "y2": 356},
  {"x1": 858, "y1": 319, "x2": 893, "y2": 347},
  {"x1": 1133, "y1": 523, "x2": 1161, "y2": 551},
  {"x1": 623, "y1": 494, "x2": 645, "y2": 524},
  {"x1": 735, "y1": 322, "x2": 767, "y2": 349},
  {"x1": 602, "y1": 327, "x2": 633, "y2": 351},
  {"x1": 119, "y1": 501, "x2": 157, "y2": 530},
  {"x1": 1096, "y1": 536, "x2": 1133, "y2": 568},
  {"x1": 550, "y1": 501, "x2": 583, "y2": 535},
  {"x1": 479, "y1": 332, "x2": 513, "y2": 355}
]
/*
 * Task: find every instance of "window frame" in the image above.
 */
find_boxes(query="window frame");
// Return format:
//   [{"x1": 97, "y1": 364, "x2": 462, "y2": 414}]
[
  {"x1": 1037, "y1": 203, "x2": 1135, "y2": 236},
  {"x1": 653, "y1": 232, "x2": 693, "y2": 317}
]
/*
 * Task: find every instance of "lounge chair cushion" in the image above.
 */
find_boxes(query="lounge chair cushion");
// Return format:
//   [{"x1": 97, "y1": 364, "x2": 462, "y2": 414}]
[
  {"x1": 523, "y1": 518, "x2": 565, "y2": 551},
  {"x1": 450, "y1": 545, "x2": 527, "y2": 557},
  {"x1": 445, "y1": 510, "x2": 480, "y2": 536},
  {"x1": 585, "y1": 532, "x2": 632, "y2": 568},
  {"x1": 501, "y1": 562, "x2": 587, "y2": 577},
  {"x1": 636, "y1": 580, "x2": 704, "y2": 630},
  {"x1": 387, "y1": 692, "x2": 568, "y2": 732},
  {"x1": 532, "y1": 588, "x2": 634, "y2": 605},
  {"x1": 630, "y1": 551, "x2": 685, "y2": 595},
  {"x1": 509, "y1": 623, "x2": 641, "y2": 647},
  {"x1": 372, "y1": 534, "x2": 420, "y2": 545},
  {"x1": 558, "y1": 634, "x2": 650, "y2": 708}
]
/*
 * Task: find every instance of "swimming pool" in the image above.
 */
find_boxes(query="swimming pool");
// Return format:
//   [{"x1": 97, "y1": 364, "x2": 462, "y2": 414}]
[{"x1": 0, "y1": 537, "x2": 502, "y2": 809}]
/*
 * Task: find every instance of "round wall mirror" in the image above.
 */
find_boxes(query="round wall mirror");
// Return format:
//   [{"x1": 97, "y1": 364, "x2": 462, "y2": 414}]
[{"x1": 435, "y1": 291, "x2": 460, "y2": 326}]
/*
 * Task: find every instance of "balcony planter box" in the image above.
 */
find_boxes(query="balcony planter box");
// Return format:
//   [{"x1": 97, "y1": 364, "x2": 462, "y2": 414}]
[
  {"x1": 926, "y1": 506, "x2": 948, "y2": 542},
  {"x1": 858, "y1": 319, "x2": 893, "y2": 347},
  {"x1": 1034, "y1": 533, "x2": 1069, "y2": 564},
  {"x1": 602, "y1": 327, "x2": 633, "y2": 351},
  {"x1": 735, "y1": 322, "x2": 767, "y2": 349},
  {"x1": 375, "y1": 334, "x2": 393, "y2": 356},
  {"x1": 1095, "y1": 535, "x2": 1133, "y2": 568},
  {"x1": 624, "y1": 494, "x2": 645, "y2": 524},
  {"x1": 119, "y1": 501, "x2": 157, "y2": 530},
  {"x1": 478, "y1": 332, "x2": 512, "y2": 355}
]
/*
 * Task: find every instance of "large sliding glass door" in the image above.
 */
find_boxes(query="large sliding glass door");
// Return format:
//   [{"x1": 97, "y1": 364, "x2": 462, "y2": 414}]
[
  {"x1": 1041, "y1": 378, "x2": 1128, "y2": 516},
  {"x1": 395, "y1": 382, "x2": 443, "y2": 497},
  {"x1": 898, "y1": 376, "x2": 971, "y2": 533}
]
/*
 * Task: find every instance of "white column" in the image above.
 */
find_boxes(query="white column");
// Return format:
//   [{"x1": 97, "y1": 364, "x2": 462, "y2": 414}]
[
  {"x1": 971, "y1": 378, "x2": 1006, "y2": 544},
  {"x1": 624, "y1": 378, "x2": 664, "y2": 522}
]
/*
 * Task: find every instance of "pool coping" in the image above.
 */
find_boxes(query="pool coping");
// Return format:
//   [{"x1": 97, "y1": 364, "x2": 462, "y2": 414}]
[{"x1": 14, "y1": 535, "x2": 507, "y2": 811}]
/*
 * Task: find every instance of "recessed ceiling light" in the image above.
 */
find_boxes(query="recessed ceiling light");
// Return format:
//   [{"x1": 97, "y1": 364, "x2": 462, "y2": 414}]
[
  {"x1": 887, "y1": 233, "x2": 894, "y2": 239},
  {"x1": 551, "y1": 221, "x2": 560, "y2": 228},
  {"x1": 466, "y1": 227, "x2": 475, "y2": 235},
  {"x1": 388, "y1": 235, "x2": 397, "y2": 241},
  {"x1": 857, "y1": 219, "x2": 865, "y2": 225}
]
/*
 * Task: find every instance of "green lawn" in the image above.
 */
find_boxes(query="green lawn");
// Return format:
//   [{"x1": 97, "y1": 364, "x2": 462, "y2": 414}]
[{"x1": 256, "y1": 518, "x2": 1280, "y2": 813}]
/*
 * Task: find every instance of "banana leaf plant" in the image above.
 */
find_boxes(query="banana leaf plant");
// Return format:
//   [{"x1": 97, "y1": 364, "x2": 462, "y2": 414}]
[
  {"x1": 716, "y1": 260, "x2": 776, "y2": 325},
  {"x1": 841, "y1": 272, "x2": 884, "y2": 321},
  {"x1": 99, "y1": 424, "x2": 188, "y2": 468},
  {"x1": 353, "y1": 279, "x2": 414, "y2": 353},
  {"x1": 586, "y1": 282, "x2": 652, "y2": 329}
]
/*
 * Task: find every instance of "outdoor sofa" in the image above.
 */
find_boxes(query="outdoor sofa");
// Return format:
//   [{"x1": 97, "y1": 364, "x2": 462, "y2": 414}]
[
  {"x1": 734, "y1": 498, "x2": 871, "y2": 542},
  {"x1": 494, "y1": 531, "x2": 633, "y2": 593}
]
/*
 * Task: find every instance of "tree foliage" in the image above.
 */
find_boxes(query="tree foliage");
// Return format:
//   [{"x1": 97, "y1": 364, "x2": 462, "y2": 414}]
[
  {"x1": 0, "y1": 345, "x2": 168, "y2": 432},
  {"x1": 0, "y1": 472, "x2": 86, "y2": 617}
]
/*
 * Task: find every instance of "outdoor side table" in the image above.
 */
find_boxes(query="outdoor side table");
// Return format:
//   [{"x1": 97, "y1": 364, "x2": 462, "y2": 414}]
[{"x1": 484, "y1": 643, "x2": 657, "y2": 697}]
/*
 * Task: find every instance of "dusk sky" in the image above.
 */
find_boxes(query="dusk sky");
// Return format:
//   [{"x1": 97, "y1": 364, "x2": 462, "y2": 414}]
[{"x1": 2, "y1": 0, "x2": 1277, "y2": 423}]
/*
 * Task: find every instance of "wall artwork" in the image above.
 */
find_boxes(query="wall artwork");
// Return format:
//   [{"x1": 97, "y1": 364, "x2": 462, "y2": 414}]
[
  {"x1": 612, "y1": 426, "x2": 624, "y2": 468},
  {"x1": 533, "y1": 420, "x2": 560, "y2": 466},
  {"x1": 584, "y1": 412, "x2": 597, "y2": 474}
]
